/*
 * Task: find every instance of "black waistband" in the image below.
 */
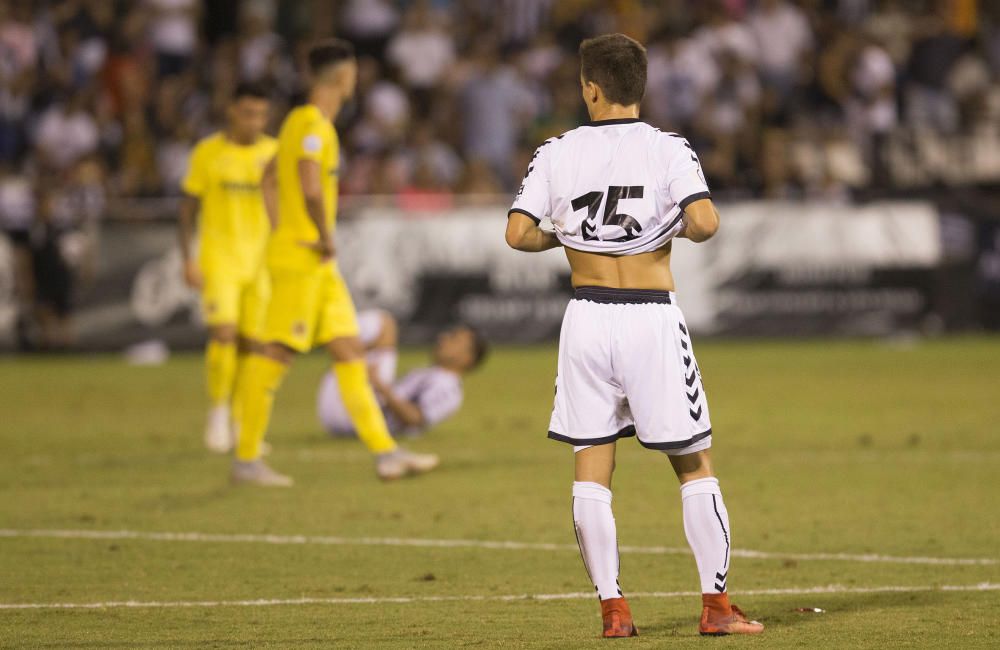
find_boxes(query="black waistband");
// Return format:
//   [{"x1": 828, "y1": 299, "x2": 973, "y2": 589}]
[{"x1": 574, "y1": 286, "x2": 673, "y2": 305}]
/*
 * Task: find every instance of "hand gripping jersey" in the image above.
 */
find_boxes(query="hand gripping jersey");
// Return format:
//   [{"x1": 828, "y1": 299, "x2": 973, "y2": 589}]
[{"x1": 509, "y1": 118, "x2": 710, "y2": 255}]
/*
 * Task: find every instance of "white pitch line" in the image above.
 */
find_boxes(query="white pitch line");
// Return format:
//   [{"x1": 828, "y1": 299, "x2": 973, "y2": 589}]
[
  {"x1": 0, "y1": 528, "x2": 996, "y2": 567},
  {"x1": 1, "y1": 583, "x2": 998, "y2": 611}
]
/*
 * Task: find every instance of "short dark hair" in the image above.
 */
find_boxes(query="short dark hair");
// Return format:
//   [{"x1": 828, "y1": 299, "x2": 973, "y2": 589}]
[
  {"x1": 463, "y1": 325, "x2": 489, "y2": 370},
  {"x1": 579, "y1": 33, "x2": 647, "y2": 106},
  {"x1": 232, "y1": 82, "x2": 270, "y2": 101},
  {"x1": 308, "y1": 39, "x2": 355, "y2": 75}
]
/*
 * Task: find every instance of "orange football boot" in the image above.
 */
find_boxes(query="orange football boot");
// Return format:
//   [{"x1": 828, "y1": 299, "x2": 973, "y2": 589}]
[
  {"x1": 600, "y1": 597, "x2": 639, "y2": 638},
  {"x1": 699, "y1": 593, "x2": 764, "y2": 636}
]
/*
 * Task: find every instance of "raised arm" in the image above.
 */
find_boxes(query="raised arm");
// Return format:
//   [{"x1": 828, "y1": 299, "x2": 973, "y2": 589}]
[
  {"x1": 676, "y1": 198, "x2": 720, "y2": 243},
  {"x1": 505, "y1": 212, "x2": 562, "y2": 252}
]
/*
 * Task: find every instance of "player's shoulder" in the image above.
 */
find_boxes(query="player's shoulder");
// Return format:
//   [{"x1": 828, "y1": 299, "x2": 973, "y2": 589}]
[
  {"x1": 650, "y1": 126, "x2": 695, "y2": 149},
  {"x1": 542, "y1": 119, "x2": 673, "y2": 147},
  {"x1": 285, "y1": 104, "x2": 329, "y2": 132},
  {"x1": 427, "y1": 366, "x2": 462, "y2": 390},
  {"x1": 256, "y1": 134, "x2": 278, "y2": 154},
  {"x1": 528, "y1": 131, "x2": 570, "y2": 160},
  {"x1": 193, "y1": 131, "x2": 225, "y2": 154}
]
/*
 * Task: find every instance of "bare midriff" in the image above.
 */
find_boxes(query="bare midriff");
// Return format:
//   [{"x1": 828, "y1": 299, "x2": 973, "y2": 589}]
[{"x1": 564, "y1": 242, "x2": 675, "y2": 291}]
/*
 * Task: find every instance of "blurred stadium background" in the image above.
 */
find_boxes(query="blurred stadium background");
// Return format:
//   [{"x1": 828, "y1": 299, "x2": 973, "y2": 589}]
[{"x1": 0, "y1": 0, "x2": 998, "y2": 351}]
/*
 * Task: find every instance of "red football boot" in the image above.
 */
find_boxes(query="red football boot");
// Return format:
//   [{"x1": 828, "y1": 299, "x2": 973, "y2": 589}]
[
  {"x1": 600, "y1": 597, "x2": 639, "y2": 638},
  {"x1": 699, "y1": 593, "x2": 764, "y2": 636}
]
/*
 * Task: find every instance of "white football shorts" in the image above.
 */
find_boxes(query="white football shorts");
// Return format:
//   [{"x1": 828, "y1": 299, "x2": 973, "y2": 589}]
[{"x1": 548, "y1": 286, "x2": 713, "y2": 455}]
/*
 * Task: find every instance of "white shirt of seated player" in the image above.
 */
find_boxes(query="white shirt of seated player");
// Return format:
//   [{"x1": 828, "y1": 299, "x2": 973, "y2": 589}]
[
  {"x1": 389, "y1": 367, "x2": 462, "y2": 432},
  {"x1": 509, "y1": 120, "x2": 710, "y2": 256}
]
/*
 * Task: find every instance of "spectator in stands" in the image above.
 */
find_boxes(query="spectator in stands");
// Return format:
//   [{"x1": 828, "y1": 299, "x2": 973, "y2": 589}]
[
  {"x1": 748, "y1": 0, "x2": 813, "y2": 107},
  {"x1": 147, "y1": 0, "x2": 200, "y2": 78},
  {"x1": 905, "y1": 3, "x2": 968, "y2": 133},
  {"x1": 0, "y1": 68, "x2": 32, "y2": 161},
  {"x1": 386, "y1": 1, "x2": 455, "y2": 117},
  {"x1": 0, "y1": 160, "x2": 35, "y2": 349},
  {"x1": 30, "y1": 184, "x2": 75, "y2": 349},
  {"x1": 340, "y1": 0, "x2": 399, "y2": 58},
  {"x1": 33, "y1": 90, "x2": 100, "y2": 171},
  {"x1": 237, "y1": 2, "x2": 282, "y2": 83},
  {"x1": 459, "y1": 39, "x2": 535, "y2": 187}
]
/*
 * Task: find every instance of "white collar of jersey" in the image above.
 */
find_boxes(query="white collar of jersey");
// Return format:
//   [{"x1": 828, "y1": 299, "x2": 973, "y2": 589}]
[{"x1": 582, "y1": 118, "x2": 644, "y2": 127}]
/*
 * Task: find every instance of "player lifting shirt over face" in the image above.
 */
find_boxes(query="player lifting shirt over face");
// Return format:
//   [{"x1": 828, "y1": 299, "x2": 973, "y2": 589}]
[
  {"x1": 231, "y1": 39, "x2": 439, "y2": 486},
  {"x1": 505, "y1": 33, "x2": 764, "y2": 639}
]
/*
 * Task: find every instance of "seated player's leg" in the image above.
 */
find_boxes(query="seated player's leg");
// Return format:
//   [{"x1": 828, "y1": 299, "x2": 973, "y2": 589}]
[
  {"x1": 363, "y1": 309, "x2": 399, "y2": 384},
  {"x1": 231, "y1": 269, "x2": 320, "y2": 486},
  {"x1": 316, "y1": 309, "x2": 398, "y2": 438},
  {"x1": 318, "y1": 266, "x2": 437, "y2": 479},
  {"x1": 619, "y1": 305, "x2": 761, "y2": 636},
  {"x1": 200, "y1": 275, "x2": 241, "y2": 453},
  {"x1": 550, "y1": 299, "x2": 637, "y2": 638}
]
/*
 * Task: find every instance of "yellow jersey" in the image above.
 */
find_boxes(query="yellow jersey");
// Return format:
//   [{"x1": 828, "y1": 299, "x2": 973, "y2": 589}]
[
  {"x1": 182, "y1": 132, "x2": 278, "y2": 280},
  {"x1": 268, "y1": 104, "x2": 339, "y2": 272}
]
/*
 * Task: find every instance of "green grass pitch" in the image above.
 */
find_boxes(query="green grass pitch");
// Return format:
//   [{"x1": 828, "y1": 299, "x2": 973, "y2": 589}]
[{"x1": 1, "y1": 338, "x2": 999, "y2": 648}]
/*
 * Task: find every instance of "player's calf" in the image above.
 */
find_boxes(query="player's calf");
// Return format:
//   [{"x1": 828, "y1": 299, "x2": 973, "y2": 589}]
[{"x1": 678, "y1": 473, "x2": 763, "y2": 636}]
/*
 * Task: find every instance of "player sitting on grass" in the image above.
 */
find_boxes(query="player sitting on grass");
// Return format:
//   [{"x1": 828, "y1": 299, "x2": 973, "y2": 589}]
[
  {"x1": 178, "y1": 83, "x2": 277, "y2": 454},
  {"x1": 231, "y1": 40, "x2": 439, "y2": 486},
  {"x1": 505, "y1": 33, "x2": 764, "y2": 639},
  {"x1": 317, "y1": 310, "x2": 487, "y2": 439}
]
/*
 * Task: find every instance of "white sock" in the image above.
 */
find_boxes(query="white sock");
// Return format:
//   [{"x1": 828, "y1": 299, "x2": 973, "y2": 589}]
[
  {"x1": 680, "y1": 477, "x2": 731, "y2": 594},
  {"x1": 572, "y1": 481, "x2": 622, "y2": 601}
]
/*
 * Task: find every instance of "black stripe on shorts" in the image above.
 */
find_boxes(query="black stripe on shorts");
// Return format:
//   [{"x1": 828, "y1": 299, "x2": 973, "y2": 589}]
[{"x1": 548, "y1": 425, "x2": 636, "y2": 446}]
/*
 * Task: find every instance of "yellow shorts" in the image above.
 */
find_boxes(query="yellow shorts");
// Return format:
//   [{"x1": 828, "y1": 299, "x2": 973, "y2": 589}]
[
  {"x1": 201, "y1": 270, "x2": 270, "y2": 339},
  {"x1": 261, "y1": 263, "x2": 360, "y2": 352}
]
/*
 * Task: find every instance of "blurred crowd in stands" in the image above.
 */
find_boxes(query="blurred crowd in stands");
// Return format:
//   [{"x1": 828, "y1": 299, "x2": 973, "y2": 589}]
[{"x1": 1, "y1": 0, "x2": 1000, "y2": 347}]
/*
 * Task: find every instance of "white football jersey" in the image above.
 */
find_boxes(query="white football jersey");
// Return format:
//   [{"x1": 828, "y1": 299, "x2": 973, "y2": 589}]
[
  {"x1": 509, "y1": 118, "x2": 711, "y2": 255},
  {"x1": 388, "y1": 367, "x2": 463, "y2": 433}
]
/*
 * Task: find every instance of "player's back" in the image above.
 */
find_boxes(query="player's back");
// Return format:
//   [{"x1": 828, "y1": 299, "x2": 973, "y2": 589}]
[
  {"x1": 510, "y1": 118, "x2": 711, "y2": 289},
  {"x1": 183, "y1": 131, "x2": 277, "y2": 279},
  {"x1": 269, "y1": 104, "x2": 339, "y2": 271},
  {"x1": 513, "y1": 119, "x2": 710, "y2": 256}
]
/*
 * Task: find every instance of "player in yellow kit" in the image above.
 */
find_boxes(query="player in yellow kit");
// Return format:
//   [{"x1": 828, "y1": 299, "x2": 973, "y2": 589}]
[
  {"x1": 179, "y1": 83, "x2": 277, "y2": 453},
  {"x1": 231, "y1": 39, "x2": 439, "y2": 486}
]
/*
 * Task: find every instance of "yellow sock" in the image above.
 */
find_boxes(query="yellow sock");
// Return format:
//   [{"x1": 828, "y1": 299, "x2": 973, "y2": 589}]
[
  {"x1": 234, "y1": 354, "x2": 288, "y2": 461},
  {"x1": 206, "y1": 340, "x2": 237, "y2": 406},
  {"x1": 230, "y1": 352, "x2": 248, "y2": 419},
  {"x1": 333, "y1": 360, "x2": 398, "y2": 455}
]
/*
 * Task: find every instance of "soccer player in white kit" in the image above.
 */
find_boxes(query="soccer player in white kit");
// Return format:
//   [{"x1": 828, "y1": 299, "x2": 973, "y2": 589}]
[
  {"x1": 317, "y1": 310, "x2": 487, "y2": 437},
  {"x1": 505, "y1": 34, "x2": 764, "y2": 639}
]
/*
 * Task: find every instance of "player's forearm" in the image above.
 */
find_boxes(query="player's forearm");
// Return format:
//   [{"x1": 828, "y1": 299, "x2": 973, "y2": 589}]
[
  {"x1": 380, "y1": 391, "x2": 424, "y2": 428},
  {"x1": 304, "y1": 195, "x2": 332, "y2": 242},
  {"x1": 178, "y1": 196, "x2": 199, "y2": 260},
  {"x1": 678, "y1": 201, "x2": 720, "y2": 243},
  {"x1": 505, "y1": 224, "x2": 561, "y2": 252},
  {"x1": 261, "y1": 160, "x2": 278, "y2": 229}
]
